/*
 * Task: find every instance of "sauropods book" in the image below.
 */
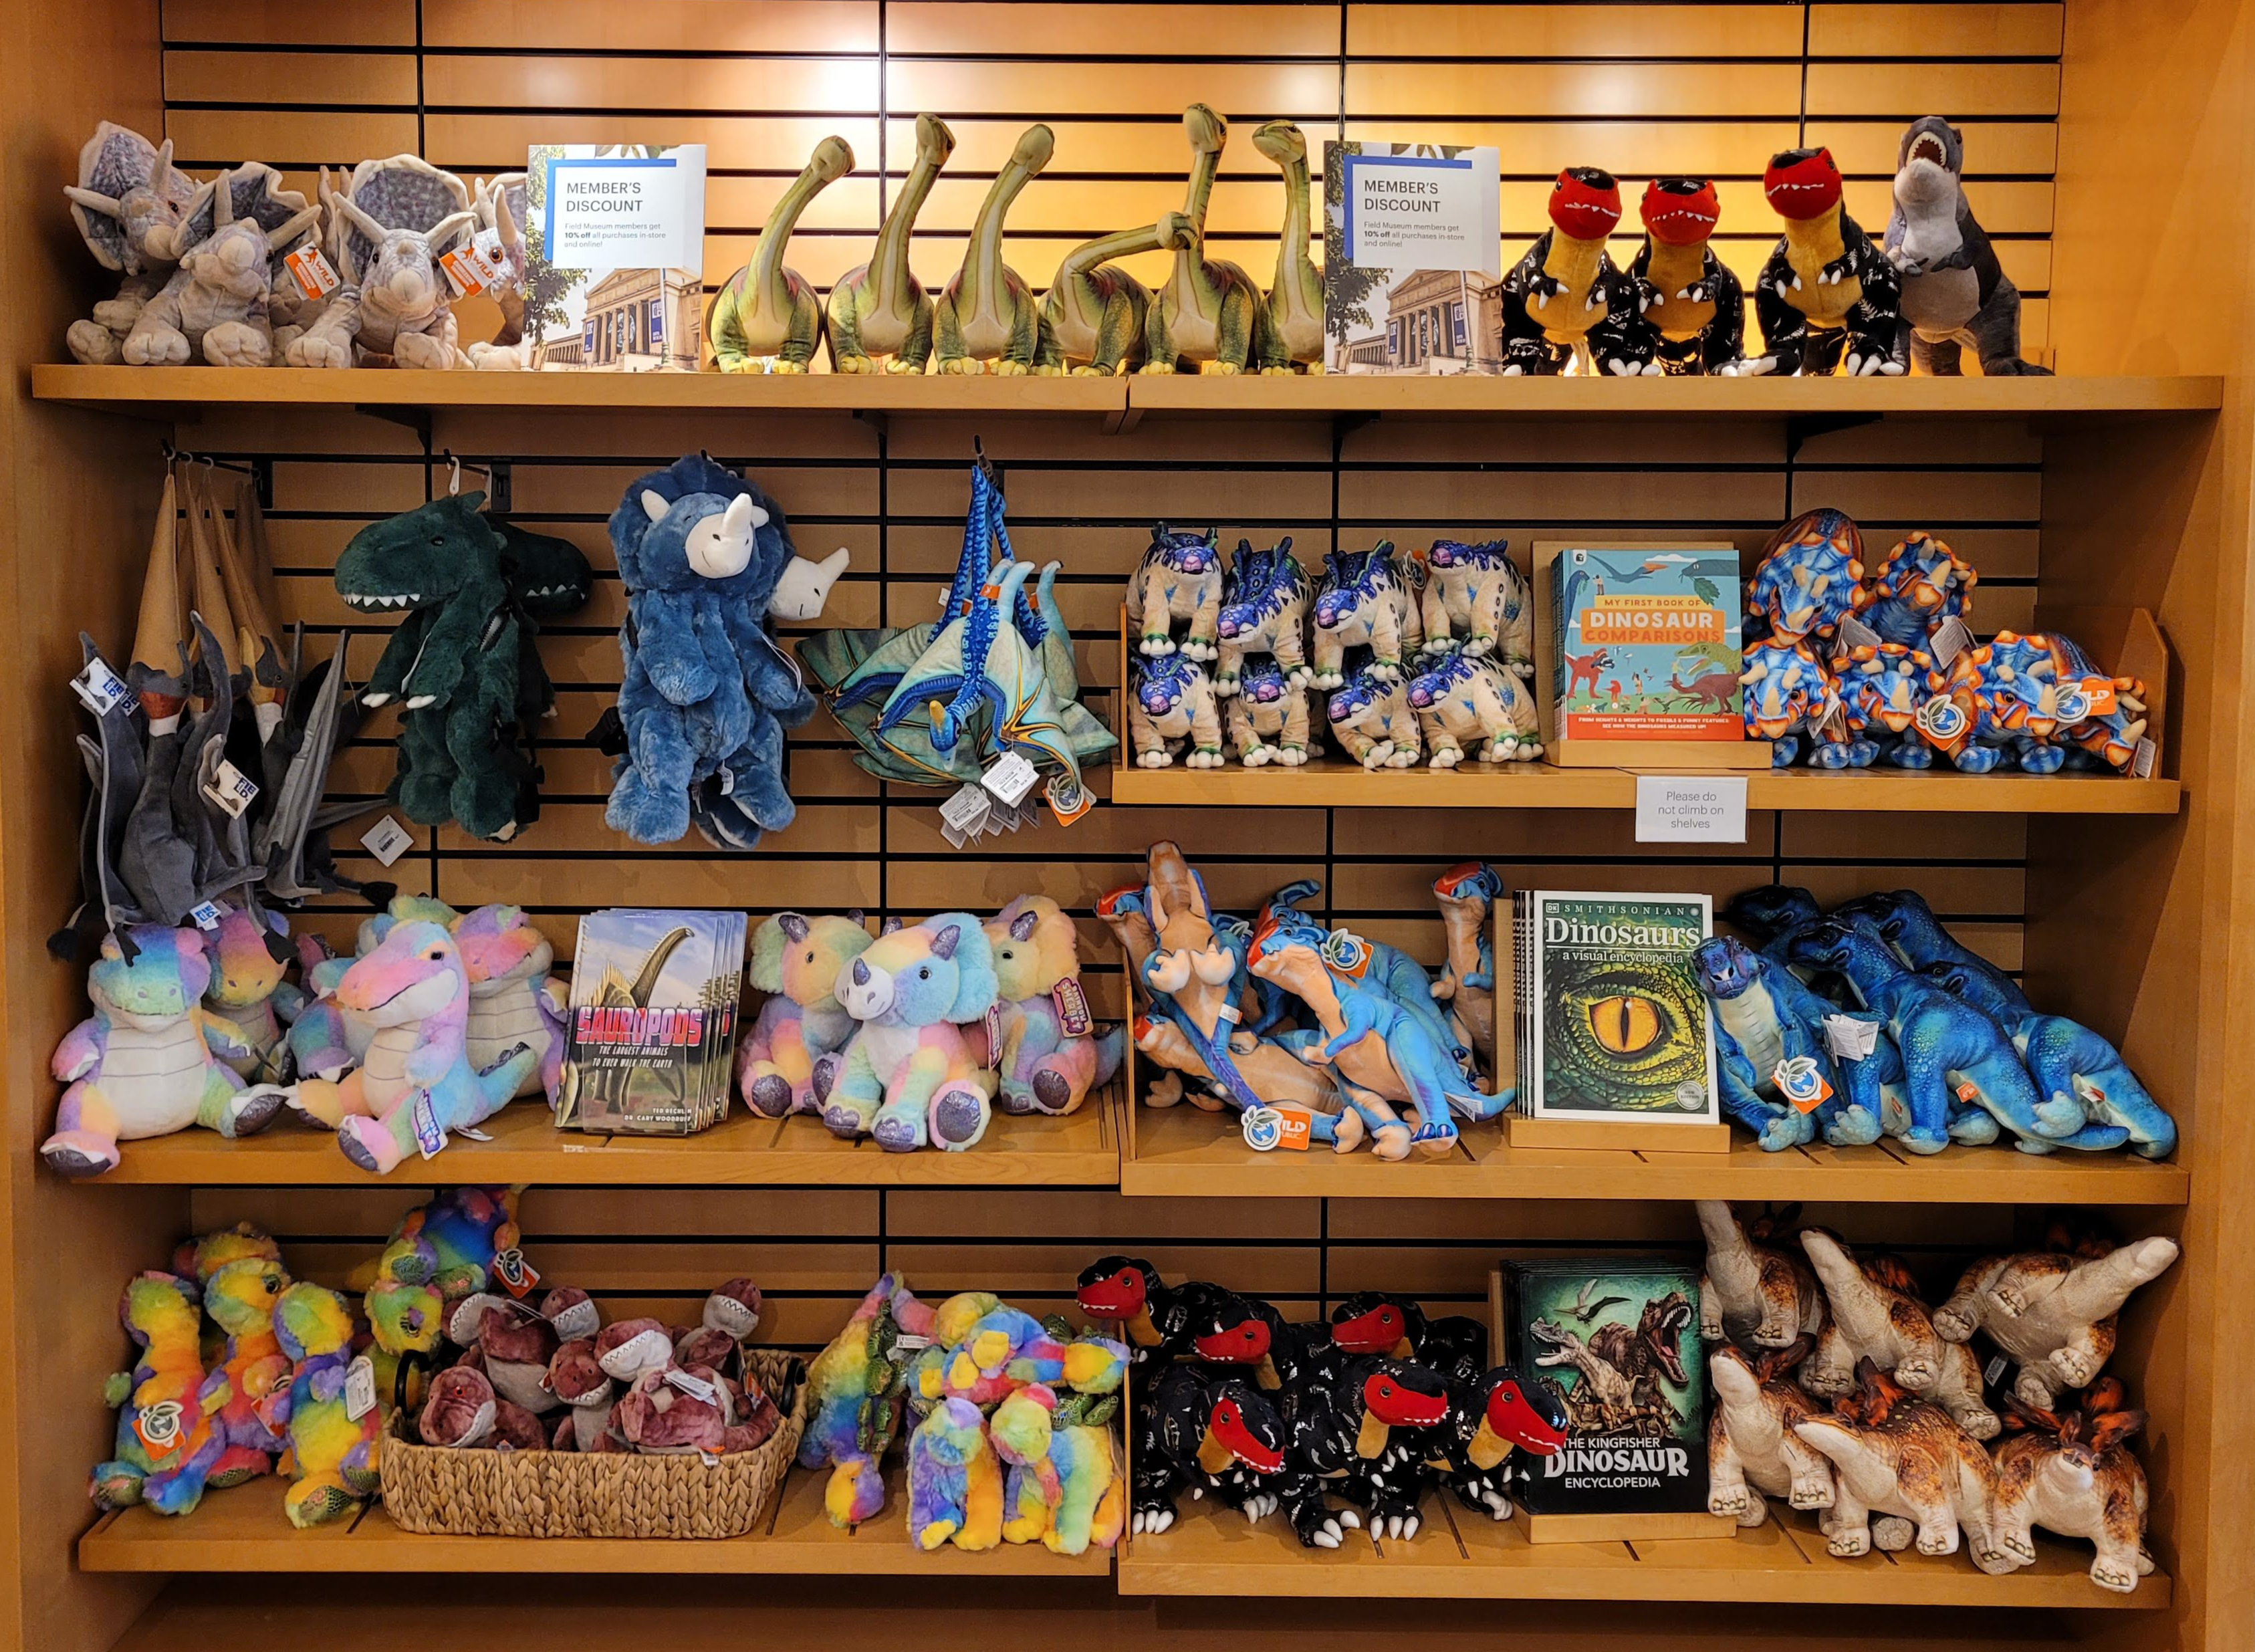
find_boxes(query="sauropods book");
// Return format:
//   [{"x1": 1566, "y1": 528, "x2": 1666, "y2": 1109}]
[
  {"x1": 556, "y1": 908, "x2": 745, "y2": 1135},
  {"x1": 1502, "y1": 1256, "x2": 1708, "y2": 1515},
  {"x1": 1548, "y1": 546, "x2": 1744, "y2": 740},
  {"x1": 1513, "y1": 891, "x2": 1719, "y2": 1125}
]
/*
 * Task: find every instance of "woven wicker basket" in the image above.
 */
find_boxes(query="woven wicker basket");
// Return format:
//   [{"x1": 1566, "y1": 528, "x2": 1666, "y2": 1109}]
[{"x1": 381, "y1": 1349, "x2": 807, "y2": 1539}]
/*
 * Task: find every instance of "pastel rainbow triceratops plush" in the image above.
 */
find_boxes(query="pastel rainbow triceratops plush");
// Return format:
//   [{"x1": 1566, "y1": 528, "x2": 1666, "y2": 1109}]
[
  {"x1": 737, "y1": 912, "x2": 875, "y2": 1118},
  {"x1": 269, "y1": 1281, "x2": 380, "y2": 1528},
  {"x1": 198, "y1": 903, "x2": 304, "y2": 1082},
  {"x1": 300, "y1": 921, "x2": 538, "y2": 1173},
  {"x1": 829, "y1": 913, "x2": 1001, "y2": 1152},
  {"x1": 43, "y1": 922, "x2": 285, "y2": 1179},
  {"x1": 800, "y1": 1272, "x2": 937, "y2": 1526},
  {"x1": 451, "y1": 903, "x2": 566, "y2": 1102},
  {"x1": 984, "y1": 895, "x2": 1124, "y2": 1116},
  {"x1": 91, "y1": 1271, "x2": 225, "y2": 1514}
]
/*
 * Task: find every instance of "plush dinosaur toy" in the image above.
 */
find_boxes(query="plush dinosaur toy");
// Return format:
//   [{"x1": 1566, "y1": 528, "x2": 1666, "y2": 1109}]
[
  {"x1": 43, "y1": 922, "x2": 285, "y2": 1178},
  {"x1": 829, "y1": 913, "x2": 1000, "y2": 1152},
  {"x1": 452, "y1": 903, "x2": 566, "y2": 1101},
  {"x1": 935, "y1": 126, "x2": 1054, "y2": 374},
  {"x1": 737, "y1": 912, "x2": 875, "y2": 1117},
  {"x1": 321, "y1": 919, "x2": 538, "y2": 1173},
  {"x1": 829, "y1": 116, "x2": 953, "y2": 373},
  {"x1": 198, "y1": 901, "x2": 301, "y2": 1081},
  {"x1": 118, "y1": 174, "x2": 319, "y2": 368},
  {"x1": 800, "y1": 1272, "x2": 937, "y2": 1526},
  {"x1": 1254, "y1": 122, "x2": 1324, "y2": 373},
  {"x1": 1887, "y1": 118, "x2": 2048, "y2": 376},
  {"x1": 1142, "y1": 106, "x2": 1267, "y2": 374},
  {"x1": 287, "y1": 156, "x2": 478, "y2": 368},
  {"x1": 1732, "y1": 148, "x2": 1905, "y2": 377},
  {"x1": 1499, "y1": 168, "x2": 1660, "y2": 376},
  {"x1": 198, "y1": 1254, "x2": 293, "y2": 1487},
  {"x1": 606, "y1": 454, "x2": 828, "y2": 848},
  {"x1": 1037, "y1": 213, "x2": 1186, "y2": 375},
  {"x1": 269, "y1": 1281, "x2": 380, "y2": 1527},
  {"x1": 1933, "y1": 1232, "x2": 2178, "y2": 1408},
  {"x1": 983, "y1": 895, "x2": 1124, "y2": 1116},
  {"x1": 1707, "y1": 1340, "x2": 1838, "y2": 1528},
  {"x1": 710, "y1": 137, "x2": 854, "y2": 372},
  {"x1": 1792, "y1": 1359, "x2": 2006, "y2": 1562},
  {"x1": 1431, "y1": 862, "x2": 1502, "y2": 1078},
  {"x1": 91, "y1": 1272, "x2": 225, "y2": 1514},
  {"x1": 1989, "y1": 1382, "x2": 2155, "y2": 1590},
  {"x1": 64, "y1": 125, "x2": 202, "y2": 364},
  {"x1": 1632, "y1": 177, "x2": 1745, "y2": 374}
]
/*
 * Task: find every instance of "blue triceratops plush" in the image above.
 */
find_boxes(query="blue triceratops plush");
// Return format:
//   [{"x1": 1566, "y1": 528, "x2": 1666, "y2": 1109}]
[{"x1": 605, "y1": 453, "x2": 846, "y2": 850}]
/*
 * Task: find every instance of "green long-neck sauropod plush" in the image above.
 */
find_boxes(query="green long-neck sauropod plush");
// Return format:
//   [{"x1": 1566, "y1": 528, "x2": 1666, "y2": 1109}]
[
  {"x1": 934, "y1": 124, "x2": 1053, "y2": 375},
  {"x1": 828, "y1": 114, "x2": 954, "y2": 374},
  {"x1": 1035, "y1": 213, "x2": 1188, "y2": 376},
  {"x1": 709, "y1": 136, "x2": 854, "y2": 373},
  {"x1": 1141, "y1": 104, "x2": 1266, "y2": 375},
  {"x1": 1254, "y1": 122, "x2": 1324, "y2": 374}
]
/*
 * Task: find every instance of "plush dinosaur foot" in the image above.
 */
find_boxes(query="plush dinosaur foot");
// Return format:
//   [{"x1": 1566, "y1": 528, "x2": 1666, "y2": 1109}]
[
  {"x1": 1240, "y1": 744, "x2": 1276, "y2": 767},
  {"x1": 227, "y1": 1086, "x2": 288, "y2": 1137},
  {"x1": 1429, "y1": 746, "x2": 1463, "y2": 770},
  {"x1": 1368, "y1": 1123, "x2": 1413, "y2": 1162},
  {"x1": 1790, "y1": 1476, "x2": 1834, "y2": 1510},
  {"x1": 1185, "y1": 747, "x2": 1224, "y2": 770},
  {"x1": 1897, "y1": 1126, "x2": 1951, "y2": 1155},
  {"x1": 39, "y1": 1133, "x2": 120, "y2": 1179},
  {"x1": 929, "y1": 1084, "x2": 990, "y2": 1151},
  {"x1": 745, "y1": 1073, "x2": 794, "y2": 1118},
  {"x1": 991, "y1": 360, "x2": 1031, "y2": 377},
  {"x1": 337, "y1": 1116, "x2": 406, "y2": 1175},
  {"x1": 821, "y1": 1101, "x2": 872, "y2": 1141},
  {"x1": 1129, "y1": 1504, "x2": 1176, "y2": 1536},
  {"x1": 1822, "y1": 1104, "x2": 1881, "y2": 1147},
  {"x1": 1409, "y1": 1121, "x2": 1459, "y2": 1159},
  {"x1": 1709, "y1": 1486, "x2": 1756, "y2": 1522},
  {"x1": 123, "y1": 324, "x2": 191, "y2": 366},
  {"x1": 872, "y1": 1101, "x2": 929, "y2": 1152},
  {"x1": 204, "y1": 320, "x2": 273, "y2": 368},
  {"x1": 1955, "y1": 1406, "x2": 2000, "y2": 1441},
  {"x1": 1030, "y1": 1070, "x2": 1073, "y2": 1114},
  {"x1": 1276, "y1": 745, "x2": 1309, "y2": 767},
  {"x1": 1138, "y1": 636, "x2": 1177, "y2": 657},
  {"x1": 67, "y1": 319, "x2": 125, "y2": 365}
]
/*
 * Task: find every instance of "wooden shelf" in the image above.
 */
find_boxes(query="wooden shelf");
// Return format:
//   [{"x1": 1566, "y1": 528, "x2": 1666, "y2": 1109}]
[
  {"x1": 1108, "y1": 758, "x2": 2182, "y2": 814},
  {"x1": 79, "y1": 1462, "x2": 1110, "y2": 1576},
  {"x1": 1116, "y1": 1494, "x2": 2168, "y2": 1608},
  {"x1": 29, "y1": 365, "x2": 2222, "y2": 425},
  {"x1": 1120, "y1": 1096, "x2": 2190, "y2": 1204},
  {"x1": 92, "y1": 1086, "x2": 1121, "y2": 1187}
]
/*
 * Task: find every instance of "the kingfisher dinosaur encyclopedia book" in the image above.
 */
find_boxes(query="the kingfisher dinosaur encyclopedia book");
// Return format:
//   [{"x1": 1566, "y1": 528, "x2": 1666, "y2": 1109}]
[
  {"x1": 1502, "y1": 1255, "x2": 1709, "y2": 1516},
  {"x1": 556, "y1": 908, "x2": 745, "y2": 1135}
]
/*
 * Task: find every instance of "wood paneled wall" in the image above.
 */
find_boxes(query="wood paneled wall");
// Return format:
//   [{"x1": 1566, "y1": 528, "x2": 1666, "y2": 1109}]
[{"x1": 157, "y1": 1, "x2": 2061, "y2": 356}]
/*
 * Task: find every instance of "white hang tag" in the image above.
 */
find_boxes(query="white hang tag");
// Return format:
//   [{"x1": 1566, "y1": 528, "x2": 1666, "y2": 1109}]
[
  {"x1": 285, "y1": 245, "x2": 342, "y2": 302},
  {"x1": 665, "y1": 1368, "x2": 719, "y2": 1404},
  {"x1": 1983, "y1": 1354, "x2": 2010, "y2": 1388},
  {"x1": 344, "y1": 1354, "x2": 378, "y2": 1422},
  {"x1": 1927, "y1": 616, "x2": 1973, "y2": 669},
  {"x1": 202, "y1": 758, "x2": 259, "y2": 818},
  {"x1": 455, "y1": 1125, "x2": 493, "y2": 1141},
  {"x1": 893, "y1": 1332, "x2": 933, "y2": 1352},
  {"x1": 360, "y1": 814, "x2": 413, "y2": 867},
  {"x1": 1824, "y1": 1014, "x2": 1879, "y2": 1062},
  {"x1": 1835, "y1": 614, "x2": 1883, "y2": 651},
  {"x1": 72, "y1": 655, "x2": 131, "y2": 716},
  {"x1": 939, "y1": 782, "x2": 993, "y2": 842},
  {"x1": 982, "y1": 751, "x2": 1039, "y2": 806},
  {"x1": 188, "y1": 901, "x2": 224, "y2": 931},
  {"x1": 2132, "y1": 737, "x2": 2157, "y2": 780}
]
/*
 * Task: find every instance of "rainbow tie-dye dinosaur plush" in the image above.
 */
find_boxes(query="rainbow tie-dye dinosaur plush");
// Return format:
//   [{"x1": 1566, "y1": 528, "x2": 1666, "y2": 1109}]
[
  {"x1": 907, "y1": 1395, "x2": 1006, "y2": 1550},
  {"x1": 269, "y1": 1281, "x2": 380, "y2": 1528},
  {"x1": 198, "y1": 1255, "x2": 293, "y2": 1487},
  {"x1": 198, "y1": 903, "x2": 304, "y2": 1082},
  {"x1": 91, "y1": 1271, "x2": 225, "y2": 1515},
  {"x1": 990, "y1": 1383, "x2": 1126, "y2": 1554},
  {"x1": 800, "y1": 1272, "x2": 937, "y2": 1526},
  {"x1": 451, "y1": 903, "x2": 566, "y2": 1102}
]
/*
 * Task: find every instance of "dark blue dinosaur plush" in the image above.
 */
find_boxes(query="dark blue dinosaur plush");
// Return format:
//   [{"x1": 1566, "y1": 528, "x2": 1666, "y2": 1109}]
[
  {"x1": 1786, "y1": 919, "x2": 2128, "y2": 1155},
  {"x1": 1690, "y1": 935, "x2": 1882, "y2": 1149},
  {"x1": 1917, "y1": 961, "x2": 2175, "y2": 1159},
  {"x1": 1832, "y1": 889, "x2": 2032, "y2": 1017}
]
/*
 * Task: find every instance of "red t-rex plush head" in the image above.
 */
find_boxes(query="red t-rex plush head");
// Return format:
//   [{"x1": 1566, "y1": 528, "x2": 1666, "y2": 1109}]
[
  {"x1": 1549, "y1": 167, "x2": 1623, "y2": 241},
  {"x1": 1764, "y1": 148, "x2": 1845, "y2": 219},
  {"x1": 1641, "y1": 177, "x2": 1722, "y2": 245}
]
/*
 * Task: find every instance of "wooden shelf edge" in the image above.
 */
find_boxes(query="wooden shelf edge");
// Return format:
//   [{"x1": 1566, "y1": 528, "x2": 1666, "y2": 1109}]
[
  {"x1": 89, "y1": 1090, "x2": 1124, "y2": 1189},
  {"x1": 1107, "y1": 761, "x2": 2181, "y2": 816},
  {"x1": 30, "y1": 366, "x2": 2222, "y2": 421}
]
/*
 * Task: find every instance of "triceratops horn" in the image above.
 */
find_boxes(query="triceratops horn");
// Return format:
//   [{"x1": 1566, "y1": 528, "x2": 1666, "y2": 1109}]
[
  {"x1": 64, "y1": 186, "x2": 122, "y2": 219},
  {"x1": 1010, "y1": 911, "x2": 1039, "y2": 941},
  {"x1": 333, "y1": 193, "x2": 388, "y2": 247},
  {"x1": 149, "y1": 139, "x2": 173, "y2": 195},
  {"x1": 427, "y1": 208, "x2": 479, "y2": 253},
  {"x1": 266, "y1": 204, "x2": 321, "y2": 252},
  {"x1": 930, "y1": 923, "x2": 961, "y2": 961},
  {"x1": 778, "y1": 913, "x2": 810, "y2": 943}
]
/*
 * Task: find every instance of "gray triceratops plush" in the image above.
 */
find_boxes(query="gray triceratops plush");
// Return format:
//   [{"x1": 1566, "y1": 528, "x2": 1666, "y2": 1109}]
[
  {"x1": 120, "y1": 184, "x2": 320, "y2": 367},
  {"x1": 65, "y1": 126, "x2": 202, "y2": 362},
  {"x1": 287, "y1": 156, "x2": 478, "y2": 369},
  {"x1": 1885, "y1": 118, "x2": 2049, "y2": 376}
]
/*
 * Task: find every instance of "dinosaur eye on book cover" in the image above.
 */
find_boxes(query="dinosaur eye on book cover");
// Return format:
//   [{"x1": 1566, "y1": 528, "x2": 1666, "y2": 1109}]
[
  {"x1": 556, "y1": 908, "x2": 745, "y2": 1135},
  {"x1": 1502, "y1": 1256, "x2": 1708, "y2": 1515},
  {"x1": 1547, "y1": 546, "x2": 1744, "y2": 740},
  {"x1": 1512, "y1": 890, "x2": 1719, "y2": 1125}
]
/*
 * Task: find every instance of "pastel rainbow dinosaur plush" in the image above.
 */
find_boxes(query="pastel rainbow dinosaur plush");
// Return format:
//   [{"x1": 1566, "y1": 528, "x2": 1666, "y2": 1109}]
[
  {"x1": 907, "y1": 1395, "x2": 1006, "y2": 1550},
  {"x1": 800, "y1": 1272, "x2": 937, "y2": 1526},
  {"x1": 43, "y1": 922, "x2": 285, "y2": 1179},
  {"x1": 737, "y1": 912, "x2": 874, "y2": 1118},
  {"x1": 984, "y1": 895, "x2": 1123, "y2": 1116},
  {"x1": 989, "y1": 1383, "x2": 1127, "y2": 1553},
  {"x1": 269, "y1": 1281, "x2": 380, "y2": 1528},
  {"x1": 828, "y1": 913, "x2": 999, "y2": 1152},
  {"x1": 198, "y1": 903, "x2": 303, "y2": 1082},
  {"x1": 452, "y1": 903, "x2": 566, "y2": 1102},
  {"x1": 90, "y1": 1271, "x2": 225, "y2": 1514},
  {"x1": 319, "y1": 920, "x2": 538, "y2": 1173}
]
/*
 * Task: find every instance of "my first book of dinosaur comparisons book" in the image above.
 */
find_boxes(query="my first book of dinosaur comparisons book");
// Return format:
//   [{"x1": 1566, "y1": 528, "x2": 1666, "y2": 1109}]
[
  {"x1": 1500, "y1": 1256, "x2": 1710, "y2": 1522},
  {"x1": 1512, "y1": 891, "x2": 1719, "y2": 1128},
  {"x1": 1534, "y1": 542, "x2": 1766, "y2": 765},
  {"x1": 555, "y1": 909, "x2": 745, "y2": 1135},
  {"x1": 523, "y1": 144, "x2": 706, "y2": 370}
]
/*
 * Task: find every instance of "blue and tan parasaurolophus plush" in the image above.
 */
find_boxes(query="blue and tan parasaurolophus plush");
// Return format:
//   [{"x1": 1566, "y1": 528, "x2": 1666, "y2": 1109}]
[{"x1": 605, "y1": 453, "x2": 848, "y2": 850}]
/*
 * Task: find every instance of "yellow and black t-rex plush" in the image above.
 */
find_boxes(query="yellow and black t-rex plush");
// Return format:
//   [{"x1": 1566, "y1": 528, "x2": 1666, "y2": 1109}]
[
  {"x1": 1730, "y1": 148, "x2": 1905, "y2": 378},
  {"x1": 1630, "y1": 178, "x2": 1746, "y2": 375},
  {"x1": 1498, "y1": 168, "x2": 1661, "y2": 376}
]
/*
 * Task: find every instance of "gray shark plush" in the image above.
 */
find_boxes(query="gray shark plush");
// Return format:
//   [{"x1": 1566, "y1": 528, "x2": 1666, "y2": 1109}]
[{"x1": 1885, "y1": 118, "x2": 2048, "y2": 376}]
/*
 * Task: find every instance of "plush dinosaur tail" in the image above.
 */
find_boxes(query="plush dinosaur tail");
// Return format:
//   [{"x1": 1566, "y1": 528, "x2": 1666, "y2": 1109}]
[{"x1": 1094, "y1": 1026, "x2": 1126, "y2": 1088}]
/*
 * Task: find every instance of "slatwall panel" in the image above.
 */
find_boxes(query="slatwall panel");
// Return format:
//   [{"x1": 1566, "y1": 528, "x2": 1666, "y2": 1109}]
[
  {"x1": 160, "y1": 1, "x2": 2059, "y2": 354},
  {"x1": 152, "y1": 3, "x2": 2041, "y2": 1304}
]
